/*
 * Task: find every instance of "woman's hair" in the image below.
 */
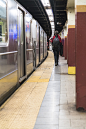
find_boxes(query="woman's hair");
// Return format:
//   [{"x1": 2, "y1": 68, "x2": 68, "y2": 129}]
[{"x1": 54, "y1": 30, "x2": 59, "y2": 34}]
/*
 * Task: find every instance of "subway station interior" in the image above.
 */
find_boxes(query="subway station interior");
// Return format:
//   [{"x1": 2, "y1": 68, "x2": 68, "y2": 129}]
[{"x1": 0, "y1": 0, "x2": 86, "y2": 128}]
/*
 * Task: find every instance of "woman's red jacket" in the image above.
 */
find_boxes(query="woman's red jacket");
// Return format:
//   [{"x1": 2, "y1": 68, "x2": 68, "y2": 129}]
[{"x1": 52, "y1": 34, "x2": 62, "y2": 43}]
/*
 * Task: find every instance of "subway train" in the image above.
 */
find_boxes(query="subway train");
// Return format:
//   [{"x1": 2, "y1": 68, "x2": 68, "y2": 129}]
[{"x1": 0, "y1": 0, "x2": 47, "y2": 105}]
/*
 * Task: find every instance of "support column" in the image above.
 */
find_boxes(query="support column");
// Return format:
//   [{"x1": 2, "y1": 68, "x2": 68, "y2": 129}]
[
  {"x1": 61, "y1": 30, "x2": 64, "y2": 57},
  {"x1": 64, "y1": 24, "x2": 67, "y2": 59},
  {"x1": 75, "y1": 0, "x2": 86, "y2": 110},
  {"x1": 67, "y1": 8, "x2": 76, "y2": 74},
  {"x1": 67, "y1": 32, "x2": 68, "y2": 64}
]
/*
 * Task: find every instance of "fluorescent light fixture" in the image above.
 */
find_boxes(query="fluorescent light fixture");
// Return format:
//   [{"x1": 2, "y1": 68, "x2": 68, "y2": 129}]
[
  {"x1": 41, "y1": 0, "x2": 50, "y2": 7},
  {"x1": 49, "y1": 16, "x2": 54, "y2": 21},
  {"x1": 57, "y1": 22, "x2": 61, "y2": 25},
  {"x1": 41, "y1": 0, "x2": 55, "y2": 37},
  {"x1": 52, "y1": 31, "x2": 54, "y2": 33},
  {"x1": 51, "y1": 22, "x2": 54, "y2": 26},
  {"x1": 0, "y1": 0, "x2": 6, "y2": 7},
  {"x1": 51, "y1": 26, "x2": 55, "y2": 29},
  {"x1": 46, "y1": 9, "x2": 52, "y2": 15},
  {"x1": 52, "y1": 28, "x2": 55, "y2": 30},
  {"x1": 52, "y1": 29, "x2": 55, "y2": 31}
]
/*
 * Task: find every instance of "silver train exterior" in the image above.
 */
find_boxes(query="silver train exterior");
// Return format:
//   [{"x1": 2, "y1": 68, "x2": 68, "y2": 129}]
[{"x1": 0, "y1": 0, "x2": 47, "y2": 105}]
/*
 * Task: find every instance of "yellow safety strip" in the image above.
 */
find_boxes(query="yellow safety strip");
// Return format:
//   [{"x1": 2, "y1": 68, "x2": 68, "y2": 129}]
[
  {"x1": 27, "y1": 76, "x2": 49, "y2": 82},
  {"x1": 68, "y1": 67, "x2": 76, "y2": 75},
  {"x1": 68, "y1": 25, "x2": 75, "y2": 28},
  {"x1": 76, "y1": 5, "x2": 86, "y2": 12}
]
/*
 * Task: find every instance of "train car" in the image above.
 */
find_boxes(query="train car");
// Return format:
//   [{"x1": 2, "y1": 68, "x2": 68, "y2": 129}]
[
  {"x1": 36, "y1": 22, "x2": 40, "y2": 66},
  {"x1": 0, "y1": 0, "x2": 48, "y2": 105},
  {"x1": 25, "y1": 12, "x2": 33, "y2": 75},
  {"x1": 40, "y1": 27, "x2": 43, "y2": 62},
  {"x1": 44, "y1": 33, "x2": 47, "y2": 57}
]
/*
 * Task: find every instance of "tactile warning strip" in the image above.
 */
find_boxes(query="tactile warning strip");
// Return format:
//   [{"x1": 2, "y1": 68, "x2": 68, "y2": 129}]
[
  {"x1": 34, "y1": 61, "x2": 61, "y2": 129},
  {"x1": 0, "y1": 51, "x2": 54, "y2": 129}
]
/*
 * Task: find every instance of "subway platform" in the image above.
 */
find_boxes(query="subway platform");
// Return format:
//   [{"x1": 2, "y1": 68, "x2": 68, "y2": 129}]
[{"x1": 0, "y1": 51, "x2": 86, "y2": 129}]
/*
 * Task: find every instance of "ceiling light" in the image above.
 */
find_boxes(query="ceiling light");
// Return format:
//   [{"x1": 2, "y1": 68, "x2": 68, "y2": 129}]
[
  {"x1": 51, "y1": 22, "x2": 54, "y2": 26},
  {"x1": 0, "y1": 0, "x2": 6, "y2": 7},
  {"x1": 46, "y1": 9, "x2": 53, "y2": 15},
  {"x1": 57, "y1": 22, "x2": 61, "y2": 25},
  {"x1": 41, "y1": 0, "x2": 50, "y2": 7},
  {"x1": 51, "y1": 26, "x2": 55, "y2": 29},
  {"x1": 49, "y1": 16, "x2": 54, "y2": 21},
  {"x1": 41, "y1": 0, "x2": 55, "y2": 37}
]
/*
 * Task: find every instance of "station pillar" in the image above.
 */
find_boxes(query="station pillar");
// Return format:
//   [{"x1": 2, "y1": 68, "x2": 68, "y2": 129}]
[
  {"x1": 75, "y1": 0, "x2": 86, "y2": 110},
  {"x1": 61, "y1": 30, "x2": 64, "y2": 57},
  {"x1": 64, "y1": 24, "x2": 67, "y2": 60},
  {"x1": 67, "y1": 8, "x2": 76, "y2": 74}
]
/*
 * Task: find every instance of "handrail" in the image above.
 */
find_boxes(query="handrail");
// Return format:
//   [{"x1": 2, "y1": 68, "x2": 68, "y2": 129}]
[
  {"x1": 0, "y1": 51, "x2": 18, "y2": 56},
  {"x1": 26, "y1": 49, "x2": 33, "y2": 51}
]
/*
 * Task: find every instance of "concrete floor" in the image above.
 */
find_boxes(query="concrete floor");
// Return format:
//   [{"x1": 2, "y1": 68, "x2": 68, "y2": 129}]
[{"x1": 0, "y1": 51, "x2": 86, "y2": 129}]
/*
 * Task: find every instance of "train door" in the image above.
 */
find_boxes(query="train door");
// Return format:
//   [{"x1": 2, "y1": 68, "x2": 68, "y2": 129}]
[
  {"x1": 43, "y1": 32, "x2": 44, "y2": 58},
  {"x1": 39, "y1": 27, "x2": 40, "y2": 62},
  {"x1": 0, "y1": 23, "x2": 2, "y2": 42},
  {"x1": 18, "y1": 9, "x2": 26, "y2": 83},
  {"x1": 36, "y1": 23, "x2": 39, "y2": 66},
  {"x1": 33, "y1": 39, "x2": 36, "y2": 69}
]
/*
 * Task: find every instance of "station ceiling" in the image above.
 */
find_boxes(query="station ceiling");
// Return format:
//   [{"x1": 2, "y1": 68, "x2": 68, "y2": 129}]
[
  {"x1": 17, "y1": 0, "x2": 67, "y2": 37},
  {"x1": 17, "y1": 0, "x2": 52, "y2": 37},
  {"x1": 49, "y1": 0, "x2": 67, "y2": 33}
]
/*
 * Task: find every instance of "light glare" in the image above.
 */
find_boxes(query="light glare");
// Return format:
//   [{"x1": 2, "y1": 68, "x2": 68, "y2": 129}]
[{"x1": 0, "y1": 0, "x2": 6, "y2": 7}]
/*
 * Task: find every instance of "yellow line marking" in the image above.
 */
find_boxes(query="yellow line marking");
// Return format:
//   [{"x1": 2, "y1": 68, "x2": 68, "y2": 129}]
[
  {"x1": 27, "y1": 76, "x2": 41, "y2": 82},
  {"x1": 38, "y1": 79, "x2": 49, "y2": 82},
  {"x1": 76, "y1": 5, "x2": 86, "y2": 12},
  {"x1": 68, "y1": 67, "x2": 76, "y2": 75},
  {"x1": 68, "y1": 25, "x2": 75, "y2": 28},
  {"x1": 27, "y1": 75, "x2": 49, "y2": 82}
]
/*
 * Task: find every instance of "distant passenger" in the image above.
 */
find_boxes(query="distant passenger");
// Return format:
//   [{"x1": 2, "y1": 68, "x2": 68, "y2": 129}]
[{"x1": 52, "y1": 30, "x2": 62, "y2": 66}]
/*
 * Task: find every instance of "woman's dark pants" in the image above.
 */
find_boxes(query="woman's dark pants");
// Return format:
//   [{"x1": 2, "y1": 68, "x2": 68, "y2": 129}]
[{"x1": 53, "y1": 50, "x2": 59, "y2": 65}]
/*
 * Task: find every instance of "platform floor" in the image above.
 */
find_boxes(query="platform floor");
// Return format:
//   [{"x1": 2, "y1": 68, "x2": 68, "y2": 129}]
[{"x1": 0, "y1": 51, "x2": 86, "y2": 129}]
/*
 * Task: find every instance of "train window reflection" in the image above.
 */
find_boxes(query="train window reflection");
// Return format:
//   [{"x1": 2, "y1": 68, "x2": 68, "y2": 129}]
[
  {"x1": 26, "y1": 14, "x2": 31, "y2": 49},
  {"x1": 0, "y1": 0, "x2": 8, "y2": 44}
]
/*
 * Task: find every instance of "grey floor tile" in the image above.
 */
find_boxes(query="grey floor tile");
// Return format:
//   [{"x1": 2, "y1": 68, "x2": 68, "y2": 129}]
[
  {"x1": 50, "y1": 79, "x2": 60, "y2": 81},
  {"x1": 52, "y1": 70, "x2": 60, "y2": 73},
  {"x1": 35, "y1": 118, "x2": 59, "y2": 125},
  {"x1": 48, "y1": 81, "x2": 60, "y2": 85},
  {"x1": 52, "y1": 71, "x2": 61, "y2": 74},
  {"x1": 48, "y1": 84, "x2": 60, "y2": 87},
  {"x1": 47, "y1": 86, "x2": 60, "y2": 89},
  {"x1": 48, "y1": 82, "x2": 60, "y2": 87},
  {"x1": 51, "y1": 73, "x2": 60, "y2": 76},
  {"x1": 34, "y1": 125, "x2": 59, "y2": 129},
  {"x1": 39, "y1": 107, "x2": 60, "y2": 112},
  {"x1": 34, "y1": 62, "x2": 61, "y2": 129},
  {"x1": 46, "y1": 87, "x2": 60, "y2": 92},
  {"x1": 43, "y1": 95, "x2": 60, "y2": 101},
  {"x1": 49, "y1": 81, "x2": 60, "y2": 83},
  {"x1": 46, "y1": 89, "x2": 60, "y2": 92},
  {"x1": 37, "y1": 111, "x2": 59, "y2": 118},
  {"x1": 41, "y1": 101, "x2": 60, "y2": 107},
  {"x1": 45, "y1": 92, "x2": 60, "y2": 96},
  {"x1": 51, "y1": 72, "x2": 61, "y2": 77},
  {"x1": 43, "y1": 97, "x2": 60, "y2": 102}
]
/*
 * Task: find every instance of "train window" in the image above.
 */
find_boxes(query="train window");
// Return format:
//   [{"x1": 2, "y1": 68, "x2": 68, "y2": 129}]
[
  {"x1": 0, "y1": 0, "x2": 8, "y2": 44},
  {"x1": 26, "y1": 13, "x2": 32, "y2": 49}
]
